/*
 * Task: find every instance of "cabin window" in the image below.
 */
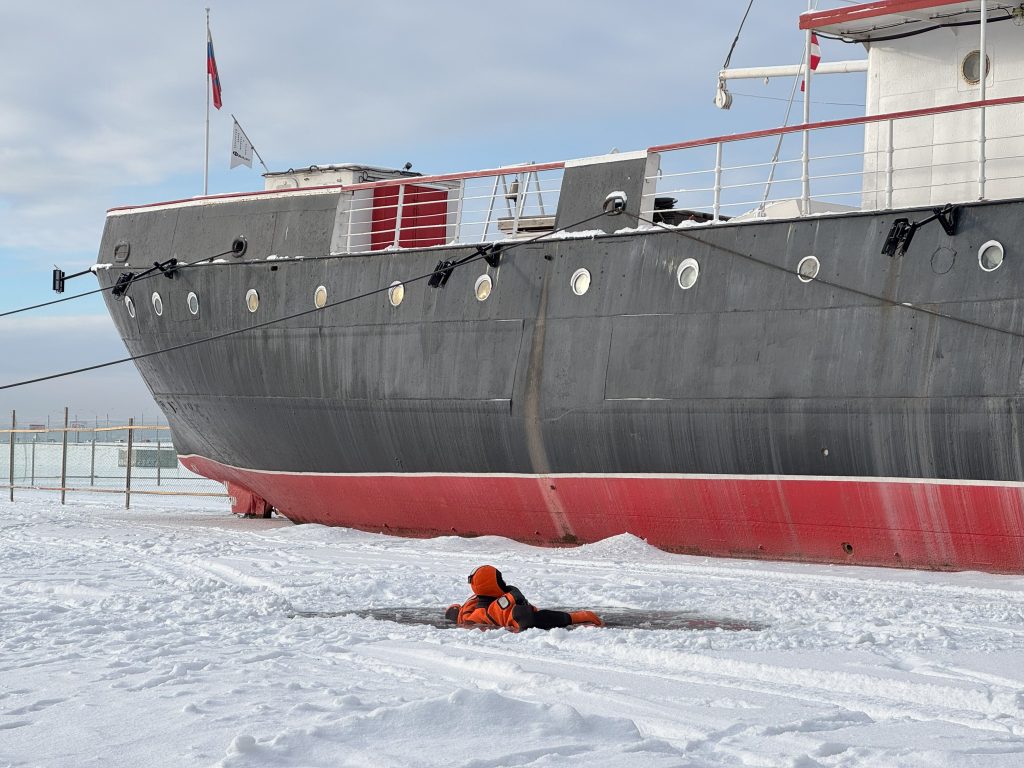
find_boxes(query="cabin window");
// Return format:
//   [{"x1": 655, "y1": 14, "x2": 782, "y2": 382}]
[
  {"x1": 474, "y1": 275, "x2": 492, "y2": 302},
  {"x1": 676, "y1": 258, "x2": 699, "y2": 290},
  {"x1": 978, "y1": 240, "x2": 1005, "y2": 272},
  {"x1": 124, "y1": 296, "x2": 136, "y2": 318},
  {"x1": 570, "y1": 268, "x2": 591, "y2": 296},
  {"x1": 797, "y1": 255, "x2": 820, "y2": 283},
  {"x1": 961, "y1": 51, "x2": 991, "y2": 85},
  {"x1": 187, "y1": 292, "x2": 199, "y2": 316},
  {"x1": 246, "y1": 289, "x2": 260, "y2": 313},
  {"x1": 151, "y1": 292, "x2": 163, "y2": 316},
  {"x1": 388, "y1": 281, "x2": 405, "y2": 307},
  {"x1": 314, "y1": 285, "x2": 328, "y2": 309}
]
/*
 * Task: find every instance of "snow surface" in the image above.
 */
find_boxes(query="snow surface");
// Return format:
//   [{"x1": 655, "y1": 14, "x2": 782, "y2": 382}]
[{"x1": 2, "y1": 498, "x2": 1024, "y2": 767}]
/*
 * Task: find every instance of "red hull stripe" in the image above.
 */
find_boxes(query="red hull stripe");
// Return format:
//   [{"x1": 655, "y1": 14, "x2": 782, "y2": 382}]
[{"x1": 180, "y1": 454, "x2": 1024, "y2": 573}]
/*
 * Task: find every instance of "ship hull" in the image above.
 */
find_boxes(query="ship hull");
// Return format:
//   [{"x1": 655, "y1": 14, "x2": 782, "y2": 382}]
[
  {"x1": 181, "y1": 453, "x2": 1024, "y2": 572},
  {"x1": 96, "y1": 193, "x2": 1024, "y2": 572}
]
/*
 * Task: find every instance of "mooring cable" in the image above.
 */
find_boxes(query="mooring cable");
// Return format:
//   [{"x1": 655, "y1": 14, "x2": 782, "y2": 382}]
[
  {"x1": 0, "y1": 249, "x2": 238, "y2": 319},
  {"x1": 625, "y1": 210, "x2": 1024, "y2": 342},
  {"x1": 0, "y1": 212, "x2": 608, "y2": 391}
]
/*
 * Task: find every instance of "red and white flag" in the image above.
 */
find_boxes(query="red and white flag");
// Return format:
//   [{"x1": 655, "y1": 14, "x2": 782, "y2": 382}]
[{"x1": 800, "y1": 33, "x2": 821, "y2": 92}]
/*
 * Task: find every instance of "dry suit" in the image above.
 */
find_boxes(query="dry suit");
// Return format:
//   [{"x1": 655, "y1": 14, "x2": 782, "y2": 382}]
[{"x1": 444, "y1": 565, "x2": 602, "y2": 632}]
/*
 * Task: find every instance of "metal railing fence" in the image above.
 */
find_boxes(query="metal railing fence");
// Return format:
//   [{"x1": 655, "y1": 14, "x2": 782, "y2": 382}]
[
  {"x1": 1, "y1": 408, "x2": 227, "y2": 508},
  {"x1": 645, "y1": 95, "x2": 1024, "y2": 223}
]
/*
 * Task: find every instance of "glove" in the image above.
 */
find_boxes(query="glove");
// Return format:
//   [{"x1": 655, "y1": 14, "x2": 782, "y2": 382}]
[
  {"x1": 445, "y1": 604, "x2": 460, "y2": 622},
  {"x1": 569, "y1": 610, "x2": 603, "y2": 627}
]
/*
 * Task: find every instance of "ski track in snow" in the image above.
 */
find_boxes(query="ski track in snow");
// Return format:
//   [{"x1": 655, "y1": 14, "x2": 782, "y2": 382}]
[{"x1": 1, "y1": 498, "x2": 1024, "y2": 767}]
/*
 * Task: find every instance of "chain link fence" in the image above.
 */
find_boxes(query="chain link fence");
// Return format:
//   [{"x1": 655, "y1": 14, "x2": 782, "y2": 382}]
[{"x1": 1, "y1": 408, "x2": 227, "y2": 507}]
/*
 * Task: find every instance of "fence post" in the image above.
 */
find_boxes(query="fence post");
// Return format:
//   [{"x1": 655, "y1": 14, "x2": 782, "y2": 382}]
[
  {"x1": 125, "y1": 418, "x2": 134, "y2": 510},
  {"x1": 157, "y1": 439, "x2": 162, "y2": 487},
  {"x1": 60, "y1": 407, "x2": 69, "y2": 504},
  {"x1": 90, "y1": 435, "x2": 96, "y2": 486},
  {"x1": 7, "y1": 410, "x2": 14, "y2": 502},
  {"x1": 885, "y1": 118, "x2": 894, "y2": 210}
]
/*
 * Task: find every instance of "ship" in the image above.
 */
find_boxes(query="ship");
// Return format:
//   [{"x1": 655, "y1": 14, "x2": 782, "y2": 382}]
[{"x1": 94, "y1": 1, "x2": 1024, "y2": 573}]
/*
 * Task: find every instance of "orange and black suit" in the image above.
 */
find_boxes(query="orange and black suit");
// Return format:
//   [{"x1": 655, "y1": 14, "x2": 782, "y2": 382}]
[{"x1": 444, "y1": 565, "x2": 602, "y2": 632}]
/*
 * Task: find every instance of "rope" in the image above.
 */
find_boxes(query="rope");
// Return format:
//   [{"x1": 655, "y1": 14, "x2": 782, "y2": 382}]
[
  {"x1": 721, "y1": 0, "x2": 756, "y2": 70},
  {"x1": 0, "y1": 249, "x2": 236, "y2": 319},
  {"x1": 0, "y1": 212, "x2": 608, "y2": 391},
  {"x1": 625, "y1": 210, "x2": 1024, "y2": 342}
]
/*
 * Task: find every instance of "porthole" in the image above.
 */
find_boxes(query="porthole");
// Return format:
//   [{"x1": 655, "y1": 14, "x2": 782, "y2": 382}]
[
  {"x1": 961, "y1": 50, "x2": 991, "y2": 85},
  {"x1": 676, "y1": 258, "x2": 699, "y2": 290},
  {"x1": 978, "y1": 240, "x2": 1005, "y2": 272},
  {"x1": 124, "y1": 295, "x2": 136, "y2": 318},
  {"x1": 245, "y1": 288, "x2": 260, "y2": 313},
  {"x1": 474, "y1": 274, "x2": 492, "y2": 302},
  {"x1": 797, "y1": 255, "x2": 820, "y2": 283},
  {"x1": 187, "y1": 292, "x2": 199, "y2": 316},
  {"x1": 570, "y1": 268, "x2": 591, "y2": 296},
  {"x1": 314, "y1": 285, "x2": 328, "y2": 309},
  {"x1": 151, "y1": 292, "x2": 163, "y2": 316},
  {"x1": 388, "y1": 281, "x2": 405, "y2": 307}
]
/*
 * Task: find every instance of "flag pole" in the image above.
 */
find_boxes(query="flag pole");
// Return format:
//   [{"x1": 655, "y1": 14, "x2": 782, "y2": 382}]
[
  {"x1": 204, "y1": 7, "x2": 211, "y2": 196},
  {"x1": 231, "y1": 114, "x2": 270, "y2": 173}
]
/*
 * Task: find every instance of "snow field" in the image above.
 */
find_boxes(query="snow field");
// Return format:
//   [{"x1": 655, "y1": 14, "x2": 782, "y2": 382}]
[{"x1": 1, "y1": 498, "x2": 1023, "y2": 767}]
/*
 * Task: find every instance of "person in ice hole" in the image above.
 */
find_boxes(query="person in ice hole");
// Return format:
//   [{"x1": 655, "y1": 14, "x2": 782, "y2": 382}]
[{"x1": 445, "y1": 565, "x2": 603, "y2": 631}]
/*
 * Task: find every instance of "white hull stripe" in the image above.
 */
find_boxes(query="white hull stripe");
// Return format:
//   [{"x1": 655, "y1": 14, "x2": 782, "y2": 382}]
[{"x1": 177, "y1": 455, "x2": 1024, "y2": 489}]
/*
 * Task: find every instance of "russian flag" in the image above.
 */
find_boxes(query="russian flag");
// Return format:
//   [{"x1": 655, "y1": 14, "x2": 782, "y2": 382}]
[{"x1": 207, "y1": 28, "x2": 223, "y2": 109}]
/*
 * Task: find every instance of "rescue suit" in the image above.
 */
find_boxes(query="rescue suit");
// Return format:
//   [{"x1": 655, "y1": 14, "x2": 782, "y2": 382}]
[{"x1": 444, "y1": 565, "x2": 603, "y2": 632}]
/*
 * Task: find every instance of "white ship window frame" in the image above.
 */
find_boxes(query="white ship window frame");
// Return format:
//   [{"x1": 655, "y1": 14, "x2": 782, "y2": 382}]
[
  {"x1": 187, "y1": 292, "x2": 199, "y2": 316},
  {"x1": 570, "y1": 268, "x2": 591, "y2": 296},
  {"x1": 676, "y1": 258, "x2": 699, "y2": 290},
  {"x1": 314, "y1": 285, "x2": 328, "y2": 309},
  {"x1": 246, "y1": 288, "x2": 260, "y2": 313},
  {"x1": 961, "y1": 50, "x2": 991, "y2": 86},
  {"x1": 474, "y1": 274, "x2": 492, "y2": 302},
  {"x1": 978, "y1": 240, "x2": 1005, "y2": 272},
  {"x1": 797, "y1": 255, "x2": 820, "y2": 283},
  {"x1": 124, "y1": 295, "x2": 136, "y2": 318},
  {"x1": 388, "y1": 281, "x2": 405, "y2": 307},
  {"x1": 151, "y1": 292, "x2": 163, "y2": 317}
]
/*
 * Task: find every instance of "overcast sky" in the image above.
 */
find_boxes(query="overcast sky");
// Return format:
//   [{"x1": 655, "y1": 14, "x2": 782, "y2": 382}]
[{"x1": 0, "y1": 0, "x2": 866, "y2": 425}]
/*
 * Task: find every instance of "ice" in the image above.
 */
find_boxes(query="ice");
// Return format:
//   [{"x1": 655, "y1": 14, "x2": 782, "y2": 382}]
[{"x1": 1, "y1": 498, "x2": 1023, "y2": 766}]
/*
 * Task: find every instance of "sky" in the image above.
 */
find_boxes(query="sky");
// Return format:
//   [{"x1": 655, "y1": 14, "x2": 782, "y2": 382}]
[{"x1": 0, "y1": 0, "x2": 867, "y2": 425}]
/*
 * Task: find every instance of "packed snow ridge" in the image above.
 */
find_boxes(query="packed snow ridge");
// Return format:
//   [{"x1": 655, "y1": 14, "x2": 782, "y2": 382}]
[{"x1": 2, "y1": 497, "x2": 1024, "y2": 767}]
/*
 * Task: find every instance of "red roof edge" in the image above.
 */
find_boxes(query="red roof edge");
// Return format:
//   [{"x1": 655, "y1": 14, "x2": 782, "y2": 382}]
[{"x1": 800, "y1": 0, "x2": 968, "y2": 30}]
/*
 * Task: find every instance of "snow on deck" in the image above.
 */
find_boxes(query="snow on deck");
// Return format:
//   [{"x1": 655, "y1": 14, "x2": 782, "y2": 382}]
[{"x1": 2, "y1": 498, "x2": 1023, "y2": 766}]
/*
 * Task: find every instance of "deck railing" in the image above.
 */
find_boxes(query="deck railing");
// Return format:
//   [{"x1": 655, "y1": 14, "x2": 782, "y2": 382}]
[
  {"x1": 336, "y1": 163, "x2": 565, "y2": 254},
  {"x1": 644, "y1": 95, "x2": 1024, "y2": 223}
]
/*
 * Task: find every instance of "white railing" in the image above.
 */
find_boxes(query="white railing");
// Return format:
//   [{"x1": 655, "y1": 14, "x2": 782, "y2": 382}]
[
  {"x1": 644, "y1": 95, "x2": 1024, "y2": 224},
  {"x1": 338, "y1": 164, "x2": 565, "y2": 254}
]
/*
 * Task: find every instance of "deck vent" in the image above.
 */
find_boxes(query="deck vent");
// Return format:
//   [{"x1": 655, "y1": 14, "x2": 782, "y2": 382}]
[
  {"x1": 246, "y1": 289, "x2": 260, "y2": 313},
  {"x1": 571, "y1": 268, "x2": 591, "y2": 296},
  {"x1": 797, "y1": 255, "x2": 820, "y2": 283},
  {"x1": 314, "y1": 285, "x2": 328, "y2": 309},
  {"x1": 388, "y1": 281, "x2": 405, "y2": 307},
  {"x1": 151, "y1": 292, "x2": 163, "y2": 317},
  {"x1": 676, "y1": 258, "x2": 699, "y2": 290},
  {"x1": 124, "y1": 296, "x2": 136, "y2": 318},
  {"x1": 187, "y1": 292, "x2": 199, "y2": 316},
  {"x1": 978, "y1": 240, "x2": 1005, "y2": 272},
  {"x1": 474, "y1": 275, "x2": 492, "y2": 302}
]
